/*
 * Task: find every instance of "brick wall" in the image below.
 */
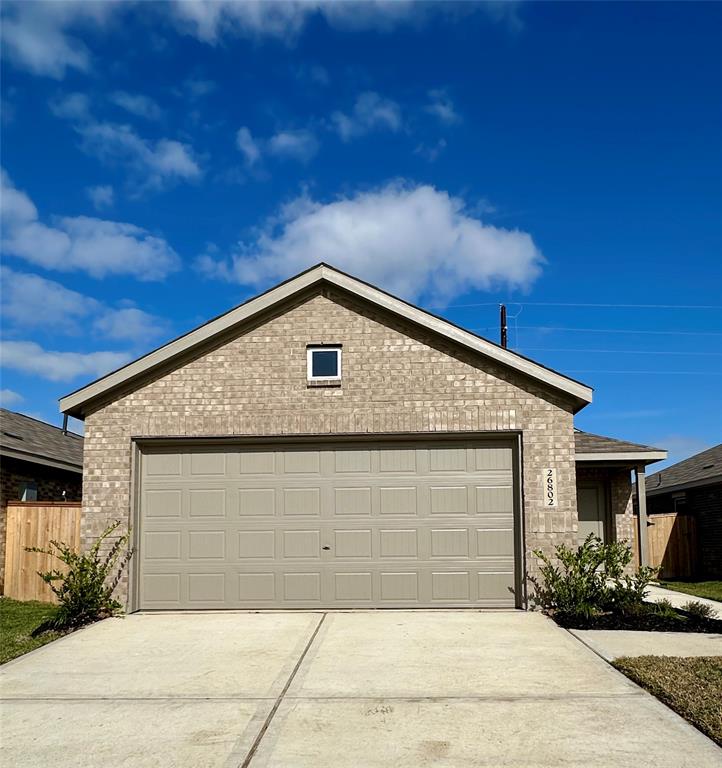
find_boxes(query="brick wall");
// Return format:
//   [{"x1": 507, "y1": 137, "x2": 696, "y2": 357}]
[
  {"x1": 82, "y1": 289, "x2": 581, "y2": 606},
  {"x1": 0, "y1": 456, "x2": 83, "y2": 593}
]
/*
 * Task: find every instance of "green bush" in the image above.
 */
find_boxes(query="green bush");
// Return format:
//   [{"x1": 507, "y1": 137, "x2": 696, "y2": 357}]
[
  {"x1": 27, "y1": 520, "x2": 133, "y2": 632},
  {"x1": 528, "y1": 533, "x2": 656, "y2": 620},
  {"x1": 681, "y1": 600, "x2": 717, "y2": 621},
  {"x1": 654, "y1": 598, "x2": 678, "y2": 618}
]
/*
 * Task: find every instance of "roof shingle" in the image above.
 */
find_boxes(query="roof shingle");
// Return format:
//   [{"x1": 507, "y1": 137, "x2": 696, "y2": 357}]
[
  {"x1": 0, "y1": 409, "x2": 83, "y2": 470},
  {"x1": 574, "y1": 430, "x2": 664, "y2": 455},
  {"x1": 646, "y1": 444, "x2": 722, "y2": 495}
]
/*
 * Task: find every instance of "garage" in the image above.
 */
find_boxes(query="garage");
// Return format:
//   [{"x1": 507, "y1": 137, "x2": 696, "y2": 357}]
[
  {"x1": 136, "y1": 438, "x2": 520, "y2": 609},
  {"x1": 61, "y1": 264, "x2": 594, "y2": 612}
]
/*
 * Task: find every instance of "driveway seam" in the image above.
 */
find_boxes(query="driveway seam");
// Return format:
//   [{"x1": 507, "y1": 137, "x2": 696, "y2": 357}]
[{"x1": 238, "y1": 612, "x2": 327, "y2": 768}]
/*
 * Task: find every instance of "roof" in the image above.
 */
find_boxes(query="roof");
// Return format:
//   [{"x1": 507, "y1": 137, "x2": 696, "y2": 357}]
[
  {"x1": 646, "y1": 443, "x2": 722, "y2": 496},
  {"x1": 0, "y1": 409, "x2": 83, "y2": 473},
  {"x1": 60, "y1": 263, "x2": 594, "y2": 418},
  {"x1": 574, "y1": 429, "x2": 667, "y2": 463}
]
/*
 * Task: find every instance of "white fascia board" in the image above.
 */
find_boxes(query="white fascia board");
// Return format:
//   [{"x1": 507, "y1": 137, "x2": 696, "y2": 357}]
[
  {"x1": 575, "y1": 451, "x2": 668, "y2": 463},
  {"x1": 60, "y1": 263, "x2": 593, "y2": 417}
]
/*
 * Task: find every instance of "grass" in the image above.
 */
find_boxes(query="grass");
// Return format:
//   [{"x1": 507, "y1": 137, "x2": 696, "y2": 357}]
[
  {"x1": 657, "y1": 580, "x2": 722, "y2": 603},
  {"x1": 0, "y1": 598, "x2": 60, "y2": 664},
  {"x1": 613, "y1": 656, "x2": 722, "y2": 746}
]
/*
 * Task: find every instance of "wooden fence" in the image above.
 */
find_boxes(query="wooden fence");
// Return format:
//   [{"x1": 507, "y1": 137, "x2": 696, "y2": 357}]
[
  {"x1": 633, "y1": 512, "x2": 697, "y2": 580},
  {"x1": 4, "y1": 502, "x2": 82, "y2": 602}
]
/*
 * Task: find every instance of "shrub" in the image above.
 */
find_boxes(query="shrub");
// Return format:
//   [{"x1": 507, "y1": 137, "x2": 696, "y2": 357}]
[
  {"x1": 654, "y1": 598, "x2": 678, "y2": 618},
  {"x1": 528, "y1": 533, "x2": 656, "y2": 621},
  {"x1": 681, "y1": 600, "x2": 717, "y2": 621},
  {"x1": 27, "y1": 520, "x2": 133, "y2": 632}
]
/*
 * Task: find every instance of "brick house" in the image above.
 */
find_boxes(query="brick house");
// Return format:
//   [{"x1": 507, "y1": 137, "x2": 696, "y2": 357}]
[
  {"x1": 59, "y1": 264, "x2": 665, "y2": 611},
  {"x1": 645, "y1": 444, "x2": 722, "y2": 578},
  {"x1": 0, "y1": 409, "x2": 83, "y2": 592}
]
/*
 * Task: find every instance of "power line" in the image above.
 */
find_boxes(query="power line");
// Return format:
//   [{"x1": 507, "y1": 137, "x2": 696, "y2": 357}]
[
  {"x1": 518, "y1": 347, "x2": 722, "y2": 356},
  {"x1": 470, "y1": 325, "x2": 722, "y2": 336},
  {"x1": 430, "y1": 301, "x2": 722, "y2": 310},
  {"x1": 565, "y1": 370, "x2": 722, "y2": 376}
]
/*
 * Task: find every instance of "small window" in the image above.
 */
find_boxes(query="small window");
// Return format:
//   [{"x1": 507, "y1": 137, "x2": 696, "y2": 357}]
[
  {"x1": 19, "y1": 481, "x2": 37, "y2": 502},
  {"x1": 307, "y1": 345, "x2": 342, "y2": 382}
]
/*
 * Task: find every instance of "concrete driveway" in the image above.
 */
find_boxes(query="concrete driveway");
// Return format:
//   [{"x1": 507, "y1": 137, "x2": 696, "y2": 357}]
[{"x1": 1, "y1": 611, "x2": 719, "y2": 767}]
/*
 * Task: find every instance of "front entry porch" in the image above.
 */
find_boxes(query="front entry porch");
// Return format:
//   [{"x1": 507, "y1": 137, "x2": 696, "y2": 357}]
[{"x1": 574, "y1": 430, "x2": 667, "y2": 565}]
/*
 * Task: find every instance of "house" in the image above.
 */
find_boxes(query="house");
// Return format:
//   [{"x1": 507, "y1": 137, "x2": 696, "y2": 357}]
[
  {"x1": 0, "y1": 409, "x2": 83, "y2": 593},
  {"x1": 59, "y1": 263, "x2": 666, "y2": 611},
  {"x1": 645, "y1": 444, "x2": 722, "y2": 578}
]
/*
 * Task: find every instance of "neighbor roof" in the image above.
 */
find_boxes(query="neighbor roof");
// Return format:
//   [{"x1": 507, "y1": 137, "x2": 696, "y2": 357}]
[
  {"x1": 60, "y1": 263, "x2": 594, "y2": 418},
  {"x1": 645, "y1": 444, "x2": 722, "y2": 496},
  {"x1": 574, "y1": 429, "x2": 667, "y2": 463},
  {"x1": 0, "y1": 409, "x2": 83, "y2": 473}
]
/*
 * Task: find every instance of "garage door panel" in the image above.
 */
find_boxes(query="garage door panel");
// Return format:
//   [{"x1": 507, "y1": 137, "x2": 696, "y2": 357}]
[
  {"x1": 190, "y1": 452, "x2": 226, "y2": 476},
  {"x1": 239, "y1": 487, "x2": 276, "y2": 517},
  {"x1": 138, "y1": 439, "x2": 518, "y2": 609},
  {"x1": 334, "y1": 487, "x2": 372, "y2": 516},
  {"x1": 283, "y1": 530, "x2": 321, "y2": 559},
  {"x1": 144, "y1": 489, "x2": 182, "y2": 518}
]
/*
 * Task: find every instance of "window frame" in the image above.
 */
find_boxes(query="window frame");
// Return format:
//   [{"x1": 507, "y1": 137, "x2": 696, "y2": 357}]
[{"x1": 306, "y1": 345, "x2": 342, "y2": 382}]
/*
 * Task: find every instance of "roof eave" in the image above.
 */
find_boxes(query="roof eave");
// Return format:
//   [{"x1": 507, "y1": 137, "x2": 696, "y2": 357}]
[
  {"x1": 60, "y1": 263, "x2": 594, "y2": 418},
  {"x1": 646, "y1": 473, "x2": 722, "y2": 496},
  {"x1": 575, "y1": 450, "x2": 668, "y2": 464},
  {"x1": 0, "y1": 446, "x2": 83, "y2": 474}
]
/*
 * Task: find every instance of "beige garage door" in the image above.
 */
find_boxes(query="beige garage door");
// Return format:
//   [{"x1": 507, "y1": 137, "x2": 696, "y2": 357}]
[{"x1": 137, "y1": 439, "x2": 518, "y2": 610}]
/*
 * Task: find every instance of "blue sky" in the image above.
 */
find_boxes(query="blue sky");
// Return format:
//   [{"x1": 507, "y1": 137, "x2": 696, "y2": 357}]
[{"x1": 1, "y1": 1, "x2": 720, "y2": 468}]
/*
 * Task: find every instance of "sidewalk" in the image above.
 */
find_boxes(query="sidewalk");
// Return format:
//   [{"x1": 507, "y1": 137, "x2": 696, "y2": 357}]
[{"x1": 646, "y1": 584, "x2": 722, "y2": 615}]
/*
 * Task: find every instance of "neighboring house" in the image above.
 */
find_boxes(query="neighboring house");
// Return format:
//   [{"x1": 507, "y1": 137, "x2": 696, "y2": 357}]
[
  {"x1": 645, "y1": 444, "x2": 722, "y2": 578},
  {"x1": 59, "y1": 263, "x2": 666, "y2": 612},
  {"x1": 0, "y1": 409, "x2": 83, "y2": 593}
]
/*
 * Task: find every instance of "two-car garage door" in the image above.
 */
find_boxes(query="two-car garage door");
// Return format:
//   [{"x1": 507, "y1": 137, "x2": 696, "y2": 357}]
[{"x1": 136, "y1": 439, "x2": 519, "y2": 610}]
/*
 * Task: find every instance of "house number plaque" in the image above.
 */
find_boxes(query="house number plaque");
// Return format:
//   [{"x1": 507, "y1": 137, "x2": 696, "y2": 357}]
[{"x1": 544, "y1": 468, "x2": 558, "y2": 507}]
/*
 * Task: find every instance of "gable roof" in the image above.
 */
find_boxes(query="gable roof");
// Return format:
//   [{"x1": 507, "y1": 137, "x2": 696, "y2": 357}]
[
  {"x1": 574, "y1": 429, "x2": 667, "y2": 463},
  {"x1": 59, "y1": 263, "x2": 594, "y2": 418},
  {"x1": 646, "y1": 443, "x2": 722, "y2": 496},
  {"x1": 0, "y1": 409, "x2": 83, "y2": 473}
]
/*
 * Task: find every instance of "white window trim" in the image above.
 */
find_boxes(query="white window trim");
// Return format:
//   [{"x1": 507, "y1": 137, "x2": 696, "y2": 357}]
[{"x1": 307, "y1": 346, "x2": 342, "y2": 382}]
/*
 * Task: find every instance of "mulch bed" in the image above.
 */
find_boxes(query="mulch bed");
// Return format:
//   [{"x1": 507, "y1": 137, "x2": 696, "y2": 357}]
[
  {"x1": 551, "y1": 608, "x2": 722, "y2": 633},
  {"x1": 613, "y1": 656, "x2": 722, "y2": 746}
]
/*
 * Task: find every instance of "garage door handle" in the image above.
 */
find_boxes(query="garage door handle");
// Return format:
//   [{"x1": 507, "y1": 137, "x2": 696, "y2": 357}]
[{"x1": 322, "y1": 546, "x2": 331, "y2": 551}]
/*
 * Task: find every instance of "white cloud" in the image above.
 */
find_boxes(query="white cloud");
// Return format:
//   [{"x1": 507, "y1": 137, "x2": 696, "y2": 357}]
[
  {"x1": 415, "y1": 139, "x2": 447, "y2": 163},
  {"x1": 0, "y1": 389, "x2": 24, "y2": 407},
  {"x1": 197, "y1": 181, "x2": 544, "y2": 303},
  {"x1": 425, "y1": 89, "x2": 460, "y2": 125},
  {"x1": 49, "y1": 91, "x2": 91, "y2": 121},
  {"x1": 2, "y1": 2, "x2": 521, "y2": 79},
  {"x1": 0, "y1": 266, "x2": 169, "y2": 344},
  {"x1": 109, "y1": 91, "x2": 163, "y2": 121},
  {"x1": 168, "y1": 1, "x2": 475, "y2": 44},
  {"x1": 236, "y1": 126, "x2": 261, "y2": 166},
  {"x1": 0, "y1": 340, "x2": 130, "y2": 382},
  {"x1": 77, "y1": 121, "x2": 201, "y2": 191},
  {"x1": 331, "y1": 92, "x2": 402, "y2": 142},
  {"x1": 92, "y1": 307, "x2": 167, "y2": 343},
  {"x1": 182, "y1": 77, "x2": 217, "y2": 99},
  {"x1": 0, "y1": 0, "x2": 113, "y2": 79},
  {"x1": 267, "y1": 129, "x2": 319, "y2": 162},
  {"x1": 0, "y1": 265, "x2": 97, "y2": 332},
  {"x1": 86, "y1": 184, "x2": 114, "y2": 210},
  {"x1": 1, "y1": 170, "x2": 180, "y2": 281}
]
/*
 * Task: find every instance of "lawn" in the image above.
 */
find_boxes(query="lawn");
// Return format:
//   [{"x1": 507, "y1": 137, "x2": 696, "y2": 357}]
[
  {"x1": 0, "y1": 598, "x2": 60, "y2": 664},
  {"x1": 613, "y1": 655, "x2": 722, "y2": 747},
  {"x1": 658, "y1": 580, "x2": 722, "y2": 602}
]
